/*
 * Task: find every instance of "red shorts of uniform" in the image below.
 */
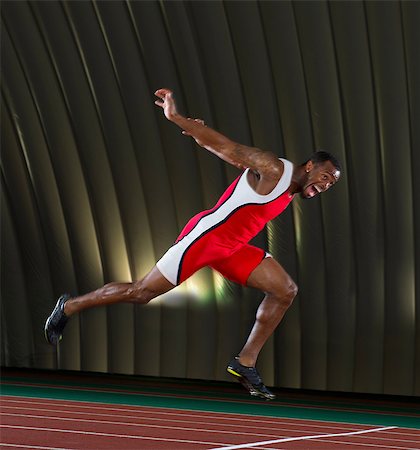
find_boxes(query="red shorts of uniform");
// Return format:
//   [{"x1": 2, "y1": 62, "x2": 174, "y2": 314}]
[
  {"x1": 210, "y1": 244, "x2": 269, "y2": 285},
  {"x1": 156, "y1": 238, "x2": 269, "y2": 287}
]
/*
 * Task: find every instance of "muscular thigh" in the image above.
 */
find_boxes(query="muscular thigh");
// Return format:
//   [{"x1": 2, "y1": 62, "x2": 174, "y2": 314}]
[
  {"x1": 246, "y1": 257, "x2": 295, "y2": 295},
  {"x1": 210, "y1": 244, "x2": 267, "y2": 286},
  {"x1": 135, "y1": 265, "x2": 176, "y2": 297}
]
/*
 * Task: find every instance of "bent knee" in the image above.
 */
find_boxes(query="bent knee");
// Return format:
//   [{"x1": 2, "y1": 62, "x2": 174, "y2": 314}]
[
  {"x1": 272, "y1": 279, "x2": 298, "y2": 306},
  {"x1": 288, "y1": 280, "x2": 298, "y2": 299}
]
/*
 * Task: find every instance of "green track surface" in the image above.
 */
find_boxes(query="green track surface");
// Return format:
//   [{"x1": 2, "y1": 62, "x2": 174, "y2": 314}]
[{"x1": 1, "y1": 370, "x2": 419, "y2": 430}]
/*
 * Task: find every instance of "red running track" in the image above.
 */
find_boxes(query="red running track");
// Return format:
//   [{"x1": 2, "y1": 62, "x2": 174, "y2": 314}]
[{"x1": 1, "y1": 396, "x2": 420, "y2": 449}]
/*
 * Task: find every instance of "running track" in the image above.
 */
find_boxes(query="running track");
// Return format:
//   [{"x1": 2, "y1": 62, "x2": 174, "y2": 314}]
[{"x1": 1, "y1": 369, "x2": 419, "y2": 449}]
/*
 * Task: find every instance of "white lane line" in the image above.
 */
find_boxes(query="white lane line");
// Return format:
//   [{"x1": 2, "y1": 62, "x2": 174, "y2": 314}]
[
  {"x1": 315, "y1": 437, "x2": 419, "y2": 450},
  {"x1": 390, "y1": 430, "x2": 420, "y2": 437},
  {"x1": 0, "y1": 412, "x2": 280, "y2": 440},
  {"x1": 1, "y1": 405, "x2": 364, "y2": 438},
  {"x1": 4, "y1": 385, "x2": 407, "y2": 418},
  {"x1": 210, "y1": 425, "x2": 398, "y2": 450},
  {"x1": 0, "y1": 424, "x2": 227, "y2": 447},
  {"x1": 0, "y1": 397, "x2": 380, "y2": 430},
  {"x1": 0, "y1": 444, "x2": 69, "y2": 450}
]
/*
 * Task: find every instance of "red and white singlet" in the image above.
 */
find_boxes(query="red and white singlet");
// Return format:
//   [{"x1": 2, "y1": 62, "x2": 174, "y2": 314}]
[{"x1": 156, "y1": 158, "x2": 294, "y2": 286}]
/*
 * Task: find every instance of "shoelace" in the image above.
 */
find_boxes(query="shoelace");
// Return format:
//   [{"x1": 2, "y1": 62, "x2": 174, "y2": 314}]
[{"x1": 243, "y1": 366, "x2": 263, "y2": 386}]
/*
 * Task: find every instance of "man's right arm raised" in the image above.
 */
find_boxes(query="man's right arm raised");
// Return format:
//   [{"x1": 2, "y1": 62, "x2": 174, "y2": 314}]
[{"x1": 154, "y1": 88, "x2": 283, "y2": 182}]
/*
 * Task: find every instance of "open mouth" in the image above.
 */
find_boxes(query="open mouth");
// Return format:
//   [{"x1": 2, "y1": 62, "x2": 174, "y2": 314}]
[{"x1": 305, "y1": 184, "x2": 321, "y2": 198}]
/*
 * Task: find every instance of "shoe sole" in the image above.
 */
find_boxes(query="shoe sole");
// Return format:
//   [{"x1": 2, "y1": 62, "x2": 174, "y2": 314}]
[{"x1": 227, "y1": 366, "x2": 274, "y2": 400}]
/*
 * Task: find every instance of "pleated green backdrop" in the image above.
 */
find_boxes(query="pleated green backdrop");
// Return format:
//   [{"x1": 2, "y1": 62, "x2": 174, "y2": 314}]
[{"x1": 1, "y1": 0, "x2": 419, "y2": 396}]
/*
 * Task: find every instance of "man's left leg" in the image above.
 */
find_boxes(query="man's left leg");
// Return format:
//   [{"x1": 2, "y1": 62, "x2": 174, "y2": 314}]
[
  {"x1": 238, "y1": 257, "x2": 298, "y2": 367},
  {"x1": 225, "y1": 256, "x2": 297, "y2": 399}
]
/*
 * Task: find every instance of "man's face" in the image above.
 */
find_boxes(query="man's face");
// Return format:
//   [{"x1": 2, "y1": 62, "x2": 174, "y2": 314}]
[{"x1": 301, "y1": 160, "x2": 341, "y2": 199}]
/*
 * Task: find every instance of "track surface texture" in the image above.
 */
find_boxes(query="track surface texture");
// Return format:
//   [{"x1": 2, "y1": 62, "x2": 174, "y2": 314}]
[{"x1": 1, "y1": 368, "x2": 419, "y2": 449}]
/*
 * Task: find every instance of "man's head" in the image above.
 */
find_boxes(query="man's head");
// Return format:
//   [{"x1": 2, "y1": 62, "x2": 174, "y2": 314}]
[{"x1": 300, "y1": 151, "x2": 341, "y2": 199}]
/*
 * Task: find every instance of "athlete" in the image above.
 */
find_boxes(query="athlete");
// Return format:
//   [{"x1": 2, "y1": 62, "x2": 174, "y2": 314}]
[{"x1": 45, "y1": 88, "x2": 341, "y2": 400}]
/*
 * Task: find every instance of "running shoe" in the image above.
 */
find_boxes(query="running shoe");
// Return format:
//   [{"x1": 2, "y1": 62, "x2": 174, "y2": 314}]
[
  {"x1": 44, "y1": 294, "x2": 70, "y2": 345},
  {"x1": 227, "y1": 357, "x2": 276, "y2": 400}
]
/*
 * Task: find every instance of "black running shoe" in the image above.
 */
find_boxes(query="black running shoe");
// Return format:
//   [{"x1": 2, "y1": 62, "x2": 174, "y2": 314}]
[
  {"x1": 44, "y1": 294, "x2": 70, "y2": 345},
  {"x1": 227, "y1": 357, "x2": 276, "y2": 400}
]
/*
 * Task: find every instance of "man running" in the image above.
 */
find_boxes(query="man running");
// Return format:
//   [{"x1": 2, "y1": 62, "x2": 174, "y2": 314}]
[{"x1": 45, "y1": 88, "x2": 341, "y2": 400}]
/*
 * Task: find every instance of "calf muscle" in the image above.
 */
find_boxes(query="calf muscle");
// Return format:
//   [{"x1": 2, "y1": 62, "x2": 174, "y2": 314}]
[{"x1": 238, "y1": 257, "x2": 298, "y2": 367}]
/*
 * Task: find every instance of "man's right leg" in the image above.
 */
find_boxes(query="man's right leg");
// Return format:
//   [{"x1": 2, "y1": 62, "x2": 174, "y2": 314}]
[
  {"x1": 45, "y1": 266, "x2": 175, "y2": 344},
  {"x1": 64, "y1": 266, "x2": 175, "y2": 316}
]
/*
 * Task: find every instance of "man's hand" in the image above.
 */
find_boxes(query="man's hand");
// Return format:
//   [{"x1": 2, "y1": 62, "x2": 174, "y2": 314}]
[
  {"x1": 154, "y1": 88, "x2": 206, "y2": 144},
  {"x1": 154, "y1": 88, "x2": 178, "y2": 121}
]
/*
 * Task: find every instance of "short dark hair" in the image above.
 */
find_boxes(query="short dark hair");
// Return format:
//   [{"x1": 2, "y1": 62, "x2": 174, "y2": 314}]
[{"x1": 309, "y1": 150, "x2": 341, "y2": 172}]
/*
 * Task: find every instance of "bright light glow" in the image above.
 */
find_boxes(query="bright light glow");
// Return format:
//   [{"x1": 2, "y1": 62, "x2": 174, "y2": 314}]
[
  {"x1": 148, "y1": 284, "x2": 188, "y2": 308},
  {"x1": 292, "y1": 202, "x2": 303, "y2": 251},
  {"x1": 212, "y1": 270, "x2": 233, "y2": 306},
  {"x1": 267, "y1": 221, "x2": 275, "y2": 253},
  {"x1": 186, "y1": 271, "x2": 212, "y2": 304},
  {"x1": 147, "y1": 270, "x2": 218, "y2": 309},
  {"x1": 213, "y1": 271, "x2": 225, "y2": 297},
  {"x1": 147, "y1": 271, "x2": 215, "y2": 308}
]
